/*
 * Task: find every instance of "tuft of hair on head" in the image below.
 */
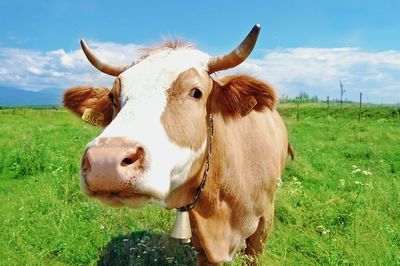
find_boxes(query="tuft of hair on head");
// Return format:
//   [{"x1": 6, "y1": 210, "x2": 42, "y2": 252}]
[
  {"x1": 138, "y1": 37, "x2": 195, "y2": 59},
  {"x1": 160, "y1": 36, "x2": 195, "y2": 50}
]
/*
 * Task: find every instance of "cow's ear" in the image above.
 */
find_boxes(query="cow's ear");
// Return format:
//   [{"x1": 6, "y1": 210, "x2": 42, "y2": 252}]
[
  {"x1": 63, "y1": 87, "x2": 113, "y2": 127},
  {"x1": 211, "y1": 75, "x2": 276, "y2": 117}
]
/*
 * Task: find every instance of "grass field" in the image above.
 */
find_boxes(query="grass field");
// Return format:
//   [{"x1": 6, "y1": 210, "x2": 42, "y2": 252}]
[{"x1": 0, "y1": 103, "x2": 399, "y2": 265}]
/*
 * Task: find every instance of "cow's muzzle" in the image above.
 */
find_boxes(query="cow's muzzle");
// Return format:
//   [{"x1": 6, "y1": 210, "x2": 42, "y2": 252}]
[{"x1": 81, "y1": 137, "x2": 147, "y2": 197}]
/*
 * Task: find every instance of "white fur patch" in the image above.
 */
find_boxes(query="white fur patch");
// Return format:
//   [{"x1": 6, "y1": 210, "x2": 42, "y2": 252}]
[
  {"x1": 169, "y1": 139, "x2": 207, "y2": 190},
  {"x1": 96, "y1": 48, "x2": 210, "y2": 202}
]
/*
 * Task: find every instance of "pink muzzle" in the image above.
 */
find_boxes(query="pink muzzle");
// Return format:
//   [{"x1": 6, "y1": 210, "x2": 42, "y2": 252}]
[{"x1": 81, "y1": 137, "x2": 146, "y2": 196}]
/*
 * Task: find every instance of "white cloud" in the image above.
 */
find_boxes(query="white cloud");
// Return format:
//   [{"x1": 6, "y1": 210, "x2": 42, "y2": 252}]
[
  {"x1": 27, "y1": 67, "x2": 43, "y2": 75},
  {"x1": 0, "y1": 41, "x2": 142, "y2": 91},
  {"x1": 0, "y1": 42, "x2": 399, "y2": 104},
  {"x1": 230, "y1": 47, "x2": 400, "y2": 104}
]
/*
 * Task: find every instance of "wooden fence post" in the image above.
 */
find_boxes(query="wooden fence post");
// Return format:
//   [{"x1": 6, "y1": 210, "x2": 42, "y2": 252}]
[
  {"x1": 358, "y1": 92, "x2": 362, "y2": 122},
  {"x1": 340, "y1": 80, "x2": 345, "y2": 109},
  {"x1": 327, "y1": 96, "x2": 330, "y2": 116}
]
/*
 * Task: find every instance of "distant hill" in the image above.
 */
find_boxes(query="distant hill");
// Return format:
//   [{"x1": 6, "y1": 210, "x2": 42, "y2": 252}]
[{"x1": 0, "y1": 87, "x2": 63, "y2": 107}]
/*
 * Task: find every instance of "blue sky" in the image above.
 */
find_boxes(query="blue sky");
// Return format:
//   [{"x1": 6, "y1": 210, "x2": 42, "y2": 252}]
[{"x1": 1, "y1": 0, "x2": 399, "y2": 103}]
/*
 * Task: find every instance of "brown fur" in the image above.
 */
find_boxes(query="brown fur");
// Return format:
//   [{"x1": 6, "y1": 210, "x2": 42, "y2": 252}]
[
  {"x1": 63, "y1": 78, "x2": 121, "y2": 127},
  {"x1": 165, "y1": 74, "x2": 288, "y2": 264},
  {"x1": 161, "y1": 68, "x2": 211, "y2": 150},
  {"x1": 63, "y1": 87, "x2": 113, "y2": 127},
  {"x1": 166, "y1": 108, "x2": 288, "y2": 264},
  {"x1": 110, "y1": 78, "x2": 122, "y2": 119},
  {"x1": 211, "y1": 75, "x2": 276, "y2": 118}
]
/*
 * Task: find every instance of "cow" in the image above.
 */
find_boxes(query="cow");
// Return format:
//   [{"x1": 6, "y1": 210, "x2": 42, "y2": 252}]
[{"x1": 63, "y1": 24, "x2": 289, "y2": 265}]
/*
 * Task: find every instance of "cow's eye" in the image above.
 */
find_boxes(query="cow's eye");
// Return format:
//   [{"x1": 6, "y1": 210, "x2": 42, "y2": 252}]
[
  {"x1": 189, "y1": 87, "x2": 203, "y2": 99},
  {"x1": 109, "y1": 93, "x2": 117, "y2": 107}
]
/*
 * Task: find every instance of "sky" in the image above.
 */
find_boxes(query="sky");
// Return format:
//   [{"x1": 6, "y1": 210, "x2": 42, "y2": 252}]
[{"x1": 0, "y1": 0, "x2": 399, "y2": 103}]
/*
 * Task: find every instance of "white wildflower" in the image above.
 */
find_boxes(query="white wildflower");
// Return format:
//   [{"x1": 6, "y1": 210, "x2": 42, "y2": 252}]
[
  {"x1": 365, "y1": 182, "x2": 374, "y2": 188},
  {"x1": 352, "y1": 168, "x2": 361, "y2": 174},
  {"x1": 322, "y1": 229, "x2": 331, "y2": 235},
  {"x1": 362, "y1": 170, "x2": 372, "y2": 176},
  {"x1": 292, "y1": 176, "x2": 301, "y2": 186},
  {"x1": 276, "y1": 178, "x2": 283, "y2": 188},
  {"x1": 316, "y1": 225, "x2": 330, "y2": 236},
  {"x1": 352, "y1": 165, "x2": 372, "y2": 176}
]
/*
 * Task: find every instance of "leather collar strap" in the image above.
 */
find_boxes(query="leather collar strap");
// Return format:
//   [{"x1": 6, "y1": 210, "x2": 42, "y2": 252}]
[{"x1": 176, "y1": 114, "x2": 214, "y2": 212}]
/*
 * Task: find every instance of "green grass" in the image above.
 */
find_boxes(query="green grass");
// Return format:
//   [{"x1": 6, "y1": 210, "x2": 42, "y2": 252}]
[{"x1": 0, "y1": 104, "x2": 399, "y2": 265}]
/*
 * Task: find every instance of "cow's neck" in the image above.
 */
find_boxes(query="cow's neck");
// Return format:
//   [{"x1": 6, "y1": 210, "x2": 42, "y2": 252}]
[
  {"x1": 175, "y1": 114, "x2": 214, "y2": 212},
  {"x1": 166, "y1": 113, "x2": 259, "y2": 261},
  {"x1": 189, "y1": 113, "x2": 256, "y2": 261},
  {"x1": 165, "y1": 113, "x2": 245, "y2": 210},
  {"x1": 165, "y1": 114, "x2": 216, "y2": 209}
]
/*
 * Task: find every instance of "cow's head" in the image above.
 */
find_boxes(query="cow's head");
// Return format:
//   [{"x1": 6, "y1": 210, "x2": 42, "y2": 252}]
[{"x1": 64, "y1": 25, "x2": 275, "y2": 208}]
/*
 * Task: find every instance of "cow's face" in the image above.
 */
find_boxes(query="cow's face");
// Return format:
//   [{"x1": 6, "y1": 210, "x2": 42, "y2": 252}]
[{"x1": 64, "y1": 25, "x2": 261, "y2": 208}]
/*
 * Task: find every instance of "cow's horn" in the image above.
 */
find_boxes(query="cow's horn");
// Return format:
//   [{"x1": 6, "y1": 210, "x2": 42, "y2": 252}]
[
  {"x1": 208, "y1": 24, "x2": 261, "y2": 73},
  {"x1": 80, "y1": 39, "x2": 129, "y2": 76}
]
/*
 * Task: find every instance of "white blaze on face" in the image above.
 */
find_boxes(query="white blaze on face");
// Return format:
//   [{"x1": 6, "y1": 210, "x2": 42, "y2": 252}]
[{"x1": 94, "y1": 48, "x2": 210, "y2": 200}]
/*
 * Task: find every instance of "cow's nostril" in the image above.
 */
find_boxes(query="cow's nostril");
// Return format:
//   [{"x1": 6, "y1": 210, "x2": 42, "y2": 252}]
[
  {"x1": 122, "y1": 157, "x2": 135, "y2": 165},
  {"x1": 82, "y1": 154, "x2": 91, "y2": 173},
  {"x1": 121, "y1": 147, "x2": 144, "y2": 167}
]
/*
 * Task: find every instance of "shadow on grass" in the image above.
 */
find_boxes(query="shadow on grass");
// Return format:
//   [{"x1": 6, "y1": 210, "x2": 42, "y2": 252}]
[{"x1": 97, "y1": 231, "x2": 197, "y2": 266}]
